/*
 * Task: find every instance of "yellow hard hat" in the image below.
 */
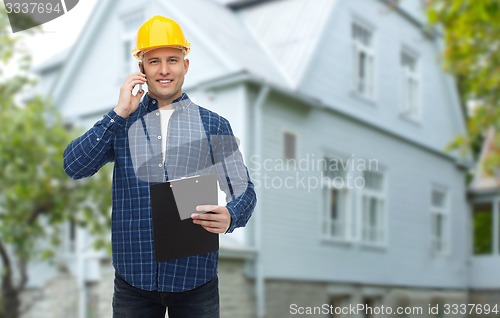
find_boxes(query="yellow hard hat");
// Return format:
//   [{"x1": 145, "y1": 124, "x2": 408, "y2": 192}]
[{"x1": 132, "y1": 16, "x2": 191, "y2": 60}]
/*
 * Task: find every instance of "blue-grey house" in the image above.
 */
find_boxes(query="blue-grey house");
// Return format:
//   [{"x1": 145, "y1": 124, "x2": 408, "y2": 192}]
[{"x1": 30, "y1": 0, "x2": 482, "y2": 317}]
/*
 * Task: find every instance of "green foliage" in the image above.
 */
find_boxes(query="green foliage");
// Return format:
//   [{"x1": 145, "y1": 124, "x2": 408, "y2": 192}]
[
  {"x1": 0, "y1": 98, "x2": 113, "y2": 260},
  {"x1": 0, "y1": 0, "x2": 111, "y2": 290},
  {"x1": 472, "y1": 205, "x2": 493, "y2": 255},
  {"x1": 427, "y1": 0, "x2": 500, "y2": 173}
]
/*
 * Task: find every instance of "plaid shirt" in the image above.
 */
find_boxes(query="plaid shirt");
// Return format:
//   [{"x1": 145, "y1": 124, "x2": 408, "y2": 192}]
[{"x1": 63, "y1": 93, "x2": 256, "y2": 292}]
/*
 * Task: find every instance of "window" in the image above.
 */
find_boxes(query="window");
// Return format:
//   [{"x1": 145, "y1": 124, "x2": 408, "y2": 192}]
[
  {"x1": 430, "y1": 298, "x2": 445, "y2": 318},
  {"x1": 329, "y1": 295, "x2": 351, "y2": 318},
  {"x1": 395, "y1": 296, "x2": 410, "y2": 318},
  {"x1": 69, "y1": 220, "x2": 76, "y2": 252},
  {"x1": 473, "y1": 202, "x2": 493, "y2": 255},
  {"x1": 431, "y1": 188, "x2": 449, "y2": 255},
  {"x1": 362, "y1": 296, "x2": 382, "y2": 318},
  {"x1": 283, "y1": 132, "x2": 297, "y2": 160},
  {"x1": 352, "y1": 21, "x2": 374, "y2": 99},
  {"x1": 121, "y1": 12, "x2": 144, "y2": 77},
  {"x1": 122, "y1": 12, "x2": 145, "y2": 32},
  {"x1": 323, "y1": 157, "x2": 352, "y2": 241},
  {"x1": 401, "y1": 51, "x2": 419, "y2": 119},
  {"x1": 360, "y1": 170, "x2": 385, "y2": 245},
  {"x1": 62, "y1": 220, "x2": 77, "y2": 254},
  {"x1": 123, "y1": 39, "x2": 135, "y2": 74}
]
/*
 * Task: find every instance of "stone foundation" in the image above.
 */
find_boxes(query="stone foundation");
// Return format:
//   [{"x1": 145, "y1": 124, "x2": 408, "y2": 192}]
[
  {"x1": 20, "y1": 261, "x2": 476, "y2": 318},
  {"x1": 264, "y1": 279, "x2": 468, "y2": 318}
]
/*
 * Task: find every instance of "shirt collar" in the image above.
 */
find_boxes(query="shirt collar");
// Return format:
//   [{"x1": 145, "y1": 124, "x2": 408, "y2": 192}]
[{"x1": 142, "y1": 93, "x2": 191, "y2": 112}]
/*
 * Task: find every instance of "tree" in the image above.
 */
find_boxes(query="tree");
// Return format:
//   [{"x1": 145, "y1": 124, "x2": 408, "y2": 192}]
[
  {"x1": 426, "y1": 0, "x2": 500, "y2": 173},
  {"x1": 0, "y1": 9, "x2": 112, "y2": 318}
]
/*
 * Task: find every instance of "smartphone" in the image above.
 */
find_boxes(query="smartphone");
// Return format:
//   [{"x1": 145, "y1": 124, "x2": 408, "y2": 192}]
[{"x1": 133, "y1": 64, "x2": 146, "y2": 95}]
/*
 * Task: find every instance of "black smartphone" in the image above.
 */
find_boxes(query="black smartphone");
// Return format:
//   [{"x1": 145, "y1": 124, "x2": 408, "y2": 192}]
[{"x1": 137, "y1": 64, "x2": 146, "y2": 93}]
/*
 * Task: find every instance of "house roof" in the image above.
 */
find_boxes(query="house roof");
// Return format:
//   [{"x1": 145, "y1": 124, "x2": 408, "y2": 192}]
[
  {"x1": 43, "y1": 0, "x2": 281, "y2": 103},
  {"x1": 32, "y1": 48, "x2": 69, "y2": 75},
  {"x1": 470, "y1": 128, "x2": 500, "y2": 191},
  {"x1": 238, "y1": 0, "x2": 338, "y2": 88},
  {"x1": 40, "y1": 0, "x2": 340, "y2": 103},
  {"x1": 50, "y1": 0, "x2": 114, "y2": 103},
  {"x1": 35, "y1": 0, "x2": 467, "y2": 167},
  {"x1": 39, "y1": 0, "x2": 438, "y2": 104},
  {"x1": 157, "y1": 0, "x2": 288, "y2": 86}
]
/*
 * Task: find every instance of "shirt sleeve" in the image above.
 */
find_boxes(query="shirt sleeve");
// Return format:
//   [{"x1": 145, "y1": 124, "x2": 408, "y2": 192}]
[
  {"x1": 63, "y1": 110, "x2": 126, "y2": 179},
  {"x1": 212, "y1": 118, "x2": 257, "y2": 233}
]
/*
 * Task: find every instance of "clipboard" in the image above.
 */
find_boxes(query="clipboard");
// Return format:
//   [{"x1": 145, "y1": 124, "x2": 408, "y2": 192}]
[
  {"x1": 170, "y1": 175, "x2": 219, "y2": 220},
  {"x1": 150, "y1": 174, "x2": 219, "y2": 261}
]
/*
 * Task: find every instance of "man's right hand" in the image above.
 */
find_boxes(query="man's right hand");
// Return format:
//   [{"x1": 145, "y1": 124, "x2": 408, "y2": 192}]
[{"x1": 113, "y1": 72, "x2": 147, "y2": 119}]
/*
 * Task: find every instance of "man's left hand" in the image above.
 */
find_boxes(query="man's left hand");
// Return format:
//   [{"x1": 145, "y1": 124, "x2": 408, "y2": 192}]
[{"x1": 192, "y1": 205, "x2": 231, "y2": 234}]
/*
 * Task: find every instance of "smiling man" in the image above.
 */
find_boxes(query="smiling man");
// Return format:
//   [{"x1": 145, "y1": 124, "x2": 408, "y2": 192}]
[
  {"x1": 141, "y1": 48, "x2": 187, "y2": 104},
  {"x1": 63, "y1": 16, "x2": 256, "y2": 318}
]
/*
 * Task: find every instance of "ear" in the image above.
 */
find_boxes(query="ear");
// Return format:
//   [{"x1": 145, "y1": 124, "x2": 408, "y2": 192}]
[{"x1": 184, "y1": 58, "x2": 190, "y2": 74}]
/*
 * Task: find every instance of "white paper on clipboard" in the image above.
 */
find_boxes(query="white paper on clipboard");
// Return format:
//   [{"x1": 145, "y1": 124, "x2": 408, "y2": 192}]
[{"x1": 169, "y1": 174, "x2": 218, "y2": 220}]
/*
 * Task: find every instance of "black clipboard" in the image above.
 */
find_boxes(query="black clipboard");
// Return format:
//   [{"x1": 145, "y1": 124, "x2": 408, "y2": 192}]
[{"x1": 150, "y1": 174, "x2": 219, "y2": 262}]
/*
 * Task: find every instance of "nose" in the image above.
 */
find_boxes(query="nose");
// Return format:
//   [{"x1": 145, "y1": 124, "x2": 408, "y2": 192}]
[{"x1": 159, "y1": 61, "x2": 169, "y2": 76}]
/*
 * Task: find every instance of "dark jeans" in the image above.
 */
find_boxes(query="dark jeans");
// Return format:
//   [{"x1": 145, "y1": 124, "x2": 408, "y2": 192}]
[{"x1": 112, "y1": 273, "x2": 220, "y2": 318}]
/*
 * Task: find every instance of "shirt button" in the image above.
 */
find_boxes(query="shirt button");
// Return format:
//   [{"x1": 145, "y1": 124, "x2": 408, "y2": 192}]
[
  {"x1": 110, "y1": 119, "x2": 115, "y2": 123},
  {"x1": 158, "y1": 136, "x2": 161, "y2": 139},
  {"x1": 96, "y1": 138, "x2": 100, "y2": 141},
  {"x1": 156, "y1": 112, "x2": 159, "y2": 116},
  {"x1": 158, "y1": 163, "x2": 163, "y2": 167},
  {"x1": 152, "y1": 100, "x2": 156, "y2": 104}
]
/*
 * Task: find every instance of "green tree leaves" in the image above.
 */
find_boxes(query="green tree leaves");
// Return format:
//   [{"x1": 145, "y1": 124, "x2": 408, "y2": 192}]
[
  {"x1": 427, "y1": 0, "x2": 500, "y2": 172},
  {"x1": 0, "y1": 6, "x2": 111, "y2": 318}
]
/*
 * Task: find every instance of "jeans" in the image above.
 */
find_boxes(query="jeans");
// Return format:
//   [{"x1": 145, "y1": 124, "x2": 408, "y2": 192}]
[{"x1": 112, "y1": 272, "x2": 220, "y2": 318}]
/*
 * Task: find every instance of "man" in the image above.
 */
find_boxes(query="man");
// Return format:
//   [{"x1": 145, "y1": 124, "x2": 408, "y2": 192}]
[{"x1": 63, "y1": 16, "x2": 256, "y2": 318}]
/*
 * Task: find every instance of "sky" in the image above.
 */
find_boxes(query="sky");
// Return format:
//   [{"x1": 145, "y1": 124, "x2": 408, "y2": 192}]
[{"x1": 22, "y1": 0, "x2": 98, "y2": 66}]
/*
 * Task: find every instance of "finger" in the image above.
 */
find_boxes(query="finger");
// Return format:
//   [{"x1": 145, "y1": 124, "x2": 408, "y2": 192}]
[
  {"x1": 123, "y1": 79, "x2": 145, "y2": 89},
  {"x1": 191, "y1": 213, "x2": 221, "y2": 221},
  {"x1": 124, "y1": 74, "x2": 147, "y2": 83},
  {"x1": 123, "y1": 80, "x2": 147, "y2": 92},
  {"x1": 193, "y1": 215, "x2": 229, "y2": 230},
  {"x1": 201, "y1": 225, "x2": 223, "y2": 234},
  {"x1": 209, "y1": 222, "x2": 229, "y2": 234},
  {"x1": 124, "y1": 84, "x2": 144, "y2": 96},
  {"x1": 128, "y1": 73, "x2": 147, "y2": 80},
  {"x1": 194, "y1": 217, "x2": 229, "y2": 234},
  {"x1": 193, "y1": 219, "x2": 219, "y2": 227},
  {"x1": 128, "y1": 77, "x2": 147, "y2": 85},
  {"x1": 132, "y1": 88, "x2": 145, "y2": 98},
  {"x1": 195, "y1": 205, "x2": 220, "y2": 213},
  {"x1": 192, "y1": 210, "x2": 228, "y2": 219},
  {"x1": 193, "y1": 214, "x2": 227, "y2": 224}
]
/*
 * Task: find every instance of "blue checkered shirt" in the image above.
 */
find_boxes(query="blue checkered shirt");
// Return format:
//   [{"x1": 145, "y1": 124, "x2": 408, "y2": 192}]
[{"x1": 63, "y1": 93, "x2": 256, "y2": 292}]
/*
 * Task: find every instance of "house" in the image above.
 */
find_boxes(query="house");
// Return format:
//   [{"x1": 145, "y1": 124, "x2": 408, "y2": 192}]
[
  {"x1": 468, "y1": 128, "x2": 500, "y2": 308},
  {"x1": 30, "y1": 0, "x2": 475, "y2": 317}
]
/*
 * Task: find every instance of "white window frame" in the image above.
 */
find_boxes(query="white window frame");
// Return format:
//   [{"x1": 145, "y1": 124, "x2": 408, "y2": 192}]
[
  {"x1": 352, "y1": 20, "x2": 375, "y2": 100},
  {"x1": 362, "y1": 296, "x2": 383, "y2": 318},
  {"x1": 431, "y1": 187, "x2": 450, "y2": 256},
  {"x1": 471, "y1": 200, "x2": 498, "y2": 255},
  {"x1": 329, "y1": 294, "x2": 352, "y2": 318},
  {"x1": 322, "y1": 157, "x2": 355, "y2": 242},
  {"x1": 121, "y1": 36, "x2": 136, "y2": 77},
  {"x1": 400, "y1": 49, "x2": 420, "y2": 120},
  {"x1": 120, "y1": 12, "x2": 145, "y2": 79},
  {"x1": 359, "y1": 170, "x2": 386, "y2": 246}
]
